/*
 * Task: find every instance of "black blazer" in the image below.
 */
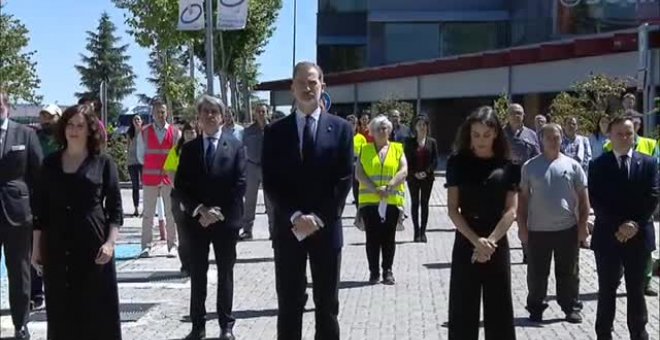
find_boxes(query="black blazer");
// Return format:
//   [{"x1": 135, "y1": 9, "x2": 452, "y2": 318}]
[
  {"x1": 588, "y1": 151, "x2": 659, "y2": 252},
  {"x1": 403, "y1": 136, "x2": 438, "y2": 181},
  {"x1": 262, "y1": 112, "x2": 353, "y2": 249},
  {"x1": 0, "y1": 120, "x2": 43, "y2": 227},
  {"x1": 175, "y1": 132, "x2": 246, "y2": 230}
]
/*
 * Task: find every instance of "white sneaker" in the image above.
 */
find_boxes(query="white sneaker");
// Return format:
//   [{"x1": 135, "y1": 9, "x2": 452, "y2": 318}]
[
  {"x1": 167, "y1": 246, "x2": 178, "y2": 258},
  {"x1": 139, "y1": 247, "x2": 151, "y2": 258}
]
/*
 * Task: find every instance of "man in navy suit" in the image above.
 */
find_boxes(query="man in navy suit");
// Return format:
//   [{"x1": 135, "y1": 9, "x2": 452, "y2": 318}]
[
  {"x1": 175, "y1": 95, "x2": 246, "y2": 340},
  {"x1": 262, "y1": 62, "x2": 353, "y2": 340},
  {"x1": 588, "y1": 116, "x2": 659, "y2": 340}
]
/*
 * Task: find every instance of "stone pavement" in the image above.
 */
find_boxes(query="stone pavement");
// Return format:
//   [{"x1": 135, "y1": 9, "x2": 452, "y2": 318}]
[{"x1": 1, "y1": 176, "x2": 658, "y2": 339}]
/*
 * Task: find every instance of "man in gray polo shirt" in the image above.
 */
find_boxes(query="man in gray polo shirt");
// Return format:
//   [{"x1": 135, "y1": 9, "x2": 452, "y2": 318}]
[
  {"x1": 239, "y1": 103, "x2": 274, "y2": 240},
  {"x1": 518, "y1": 123, "x2": 590, "y2": 324}
]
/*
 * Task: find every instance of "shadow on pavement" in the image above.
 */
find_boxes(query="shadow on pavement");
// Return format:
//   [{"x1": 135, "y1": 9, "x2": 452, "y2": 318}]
[
  {"x1": 423, "y1": 262, "x2": 526, "y2": 270},
  {"x1": 305, "y1": 280, "x2": 374, "y2": 290},
  {"x1": 181, "y1": 307, "x2": 315, "y2": 322},
  {"x1": 440, "y1": 317, "x2": 564, "y2": 329},
  {"x1": 547, "y1": 292, "x2": 626, "y2": 301},
  {"x1": 425, "y1": 228, "x2": 455, "y2": 233},
  {"x1": 209, "y1": 257, "x2": 274, "y2": 265},
  {"x1": 348, "y1": 241, "x2": 417, "y2": 246}
]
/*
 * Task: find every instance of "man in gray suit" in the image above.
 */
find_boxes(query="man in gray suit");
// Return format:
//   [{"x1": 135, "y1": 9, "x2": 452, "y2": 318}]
[
  {"x1": 0, "y1": 89, "x2": 43, "y2": 339},
  {"x1": 239, "y1": 103, "x2": 274, "y2": 241}
]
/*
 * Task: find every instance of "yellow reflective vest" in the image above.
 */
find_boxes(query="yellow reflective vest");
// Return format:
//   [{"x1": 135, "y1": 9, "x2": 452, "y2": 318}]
[
  {"x1": 603, "y1": 136, "x2": 658, "y2": 157},
  {"x1": 358, "y1": 142, "x2": 405, "y2": 207},
  {"x1": 353, "y1": 133, "x2": 367, "y2": 158}
]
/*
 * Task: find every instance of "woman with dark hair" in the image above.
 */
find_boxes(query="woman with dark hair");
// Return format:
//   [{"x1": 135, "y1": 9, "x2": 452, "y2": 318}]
[
  {"x1": 445, "y1": 106, "x2": 517, "y2": 340},
  {"x1": 127, "y1": 114, "x2": 143, "y2": 217},
  {"x1": 589, "y1": 114, "x2": 610, "y2": 159},
  {"x1": 32, "y1": 104, "x2": 123, "y2": 340},
  {"x1": 163, "y1": 121, "x2": 198, "y2": 275},
  {"x1": 404, "y1": 115, "x2": 438, "y2": 242}
]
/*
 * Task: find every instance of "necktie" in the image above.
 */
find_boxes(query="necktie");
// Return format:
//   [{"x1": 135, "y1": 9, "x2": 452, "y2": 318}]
[
  {"x1": 205, "y1": 137, "x2": 216, "y2": 171},
  {"x1": 302, "y1": 115, "x2": 314, "y2": 163},
  {"x1": 619, "y1": 155, "x2": 629, "y2": 179}
]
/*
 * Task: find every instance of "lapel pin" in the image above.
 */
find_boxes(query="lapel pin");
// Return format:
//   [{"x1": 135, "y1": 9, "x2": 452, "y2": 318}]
[{"x1": 327, "y1": 125, "x2": 333, "y2": 132}]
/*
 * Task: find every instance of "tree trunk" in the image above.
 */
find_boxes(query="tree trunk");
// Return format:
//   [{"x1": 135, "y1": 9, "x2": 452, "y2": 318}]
[
  {"x1": 230, "y1": 76, "x2": 240, "y2": 120},
  {"x1": 219, "y1": 73, "x2": 228, "y2": 105},
  {"x1": 243, "y1": 79, "x2": 252, "y2": 124}
]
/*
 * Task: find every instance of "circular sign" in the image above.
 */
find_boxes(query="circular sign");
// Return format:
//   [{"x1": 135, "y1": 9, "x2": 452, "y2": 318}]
[
  {"x1": 559, "y1": 0, "x2": 581, "y2": 7},
  {"x1": 219, "y1": 0, "x2": 247, "y2": 7},
  {"x1": 321, "y1": 92, "x2": 332, "y2": 112},
  {"x1": 180, "y1": 4, "x2": 203, "y2": 24}
]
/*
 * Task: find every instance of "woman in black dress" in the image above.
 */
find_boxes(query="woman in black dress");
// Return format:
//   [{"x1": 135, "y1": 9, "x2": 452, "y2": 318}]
[
  {"x1": 445, "y1": 106, "x2": 518, "y2": 340},
  {"x1": 32, "y1": 104, "x2": 123, "y2": 340},
  {"x1": 403, "y1": 115, "x2": 438, "y2": 242}
]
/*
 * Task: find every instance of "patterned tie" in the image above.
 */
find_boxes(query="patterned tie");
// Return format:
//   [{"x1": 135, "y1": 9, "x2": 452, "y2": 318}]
[
  {"x1": 619, "y1": 154, "x2": 629, "y2": 179},
  {"x1": 302, "y1": 115, "x2": 315, "y2": 163},
  {"x1": 205, "y1": 137, "x2": 216, "y2": 171}
]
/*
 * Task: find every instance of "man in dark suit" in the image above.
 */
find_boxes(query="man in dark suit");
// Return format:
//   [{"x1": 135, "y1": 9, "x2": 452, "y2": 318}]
[
  {"x1": 0, "y1": 90, "x2": 43, "y2": 339},
  {"x1": 588, "y1": 116, "x2": 659, "y2": 340},
  {"x1": 175, "y1": 95, "x2": 246, "y2": 340},
  {"x1": 262, "y1": 61, "x2": 353, "y2": 340}
]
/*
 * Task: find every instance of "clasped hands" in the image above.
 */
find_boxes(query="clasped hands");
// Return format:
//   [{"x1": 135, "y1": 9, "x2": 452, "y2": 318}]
[
  {"x1": 414, "y1": 172, "x2": 427, "y2": 180},
  {"x1": 198, "y1": 205, "x2": 225, "y2": 228},
  {"x1": 471, "y1": 237, "x2": 497, "y2": 263},
  {"x1": 292, "y1": 214, "x2": 322, "y2": 240},
  {"x1": 615, "y1": 221, "x2": 638, "y2": 243}
]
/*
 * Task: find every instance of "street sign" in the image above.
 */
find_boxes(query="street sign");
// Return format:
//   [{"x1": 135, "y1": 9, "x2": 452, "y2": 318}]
[
  {"x1": 217, "y1": 0, "x2": 249, "y2": 31},
  {"x1": 322, "y1": 92, "x2": 332, "y2": 113}
]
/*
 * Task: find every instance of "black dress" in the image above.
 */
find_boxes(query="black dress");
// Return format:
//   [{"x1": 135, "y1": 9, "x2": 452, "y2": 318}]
[
  {"x1": 445, "y1": 153, "x2": 518, "y2": 340},
  {"x1": 35, "y1": 152, "x2": 123, "y2": 340}
]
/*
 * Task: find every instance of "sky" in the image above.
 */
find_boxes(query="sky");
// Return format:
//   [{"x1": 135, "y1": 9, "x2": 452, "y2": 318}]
[{"x1": 2, "y1": 0, "x2": 316, "y2": 107}]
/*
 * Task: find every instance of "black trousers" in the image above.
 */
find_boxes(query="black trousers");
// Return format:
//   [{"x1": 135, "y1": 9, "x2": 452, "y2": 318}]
[
  {"x1": 361, "y1": 205, "x2": 399, "y2": 274},
  {"x1": 352, "y1": 178, "x2": 359, "y2": 208},
  {"x1": 170, "y1": 191, "x2": 191, "y2": 272},
  {"x1": 595, "y1": 244, "x2": 650, "y2": 340},
  {"x1": 0, "y1": 224, "x2": 32, "y2": 330},
  {"x1": 188, "y1": 226, "x2": 238, "y2": 330},
  {"x1": 127, "y1": 164, "x2": 142, "y2": 208},
  {"x1": 407, "y1": 178, "x2": 433, "y2": 233},
  {"x1": 448, "y1": 234, "x2": 515, "y2": 340},
  {"x1": 526, "y1": 226, "x2": 580, "y2": 313},
  {"x1": 274, "y1": 232, "x2": 341, "y2": 340}
]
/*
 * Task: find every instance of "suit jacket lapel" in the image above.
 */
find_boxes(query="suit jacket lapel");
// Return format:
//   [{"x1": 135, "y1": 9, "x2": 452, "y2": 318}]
[
  {"x1": 284, "y1": 113, "x2": 302, "y2": 165},
  {"x1": 314, "y1": 113, "x2": 330, "y2": 159},
  {"x1": 2, "y1": 121, "x2": 16, "y2": 158},
  {"x1": 630, "y1": 151, "x2": 643, "y2": 180}
]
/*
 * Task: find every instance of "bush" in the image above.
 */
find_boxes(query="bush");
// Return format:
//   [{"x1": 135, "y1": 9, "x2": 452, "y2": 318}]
[
  {"x1": 549, "y1": 74, "x2": 628, "y2": 135},
  {"x1": 372, "y1": 95, "x2": 415, "y2": 124},
  {"x1": 107, "y1": 135, "x2": 129, "y2": 182}
]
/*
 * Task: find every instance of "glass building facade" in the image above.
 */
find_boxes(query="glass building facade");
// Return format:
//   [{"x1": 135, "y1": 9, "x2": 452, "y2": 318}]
[{"x1": 317, "y1": 0, "x2": 659, "y2": 72}]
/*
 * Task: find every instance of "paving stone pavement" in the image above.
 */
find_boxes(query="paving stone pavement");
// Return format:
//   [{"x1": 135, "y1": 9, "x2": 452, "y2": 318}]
[{"x1": 1, "y1": 176, "x2": 658, "y2": 339}]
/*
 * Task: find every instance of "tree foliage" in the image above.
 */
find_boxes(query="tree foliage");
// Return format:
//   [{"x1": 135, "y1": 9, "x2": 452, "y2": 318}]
[
  {"x1": 0, "y1": 3, "x2": 41, "y2": 103},
  {"x1": 549, "y1": 74, "x2": 628, "y2": 134},
  {"x1": 372, "y1": 95, "x2": 415, "y2": 124},
  {"x1": 493, "y1": 92, "x2": 510, "y2": 125},
  {"x1": 75, "y1": 12, "x2": 136, "y2": 122},
  {"x1": 137, "y1": 48, "x2": 197, "y2": 117}
]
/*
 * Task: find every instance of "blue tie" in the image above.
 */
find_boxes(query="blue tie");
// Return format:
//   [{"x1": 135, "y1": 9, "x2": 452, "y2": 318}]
[
  {"x1": 205, "y1": 137, "x2": 216, "y2": 171},
  {"x1": 302, "y1": 115, "x2": 314, "y2": 163}
]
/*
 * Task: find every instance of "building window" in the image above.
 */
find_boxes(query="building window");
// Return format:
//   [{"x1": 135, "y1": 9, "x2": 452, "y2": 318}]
[
  {"x1": 384, "y1": 23, "x2": 440, "y2": 64},
  {"x1": 317, "y1": 45, "x2": 367, "y2": 73},
  {"x1": 319, "y1": 0, "x2": 366, "y2": 13},
  {"x1": 441, "y1": 22, "x2": 508, "y2": 57}
]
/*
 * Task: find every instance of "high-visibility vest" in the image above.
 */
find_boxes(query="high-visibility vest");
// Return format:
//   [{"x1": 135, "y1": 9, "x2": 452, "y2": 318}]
[
  {"x1": 603, "y1": 136, "x2": 658, "y2": 157},
  {"x1": 142, "y1": 124, "x2": 177, "y2": 186},
  {"x1": 353, "y1": 133, "x2": 367, "y2": 157},
  {"x1": 358, "y1": 142, "x2": 405, "y2": 207}
]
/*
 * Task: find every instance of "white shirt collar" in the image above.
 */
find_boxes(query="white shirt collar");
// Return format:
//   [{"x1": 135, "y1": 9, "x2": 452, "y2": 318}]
[
  {"x1": 613, "y1": 148, "x2": 633, "y2": 160},
  {"x1": 203, "y1": 129, "x2": 222, "y2": 141},
  {"x1": 295, "y1": 107, "x2": 321, "y2": 121},
  {"x1": 0, "y1": 118, "x2": 8, "y2": 131}
]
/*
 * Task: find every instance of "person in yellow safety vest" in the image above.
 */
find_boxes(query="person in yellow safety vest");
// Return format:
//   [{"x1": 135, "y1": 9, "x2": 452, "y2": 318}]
[
  {"x1": 163, "y1": 121, "x2": 198, "y2": 276},
  {"x1": 346, "y1": 115, "x2": 367, "y2": 208},
  {"x1": 601, "y1": 115, "x2": 659, "y2": 297},
  {"x1": 356, "y1": 114, "x2": 408, "y2": 286}
]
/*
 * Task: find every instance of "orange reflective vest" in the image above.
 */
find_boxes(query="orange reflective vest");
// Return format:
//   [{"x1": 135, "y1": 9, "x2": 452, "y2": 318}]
[{"x1": 142, "y1": 124, "x2": 177, "y2": 186}]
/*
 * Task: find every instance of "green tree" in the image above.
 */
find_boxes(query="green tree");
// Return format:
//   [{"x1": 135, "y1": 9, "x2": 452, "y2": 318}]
[
  {"x1": 0, "y1": 3, "x2": 41, "y2": 103},
  {"x1": 493, "y1": 92, "x2": 510, "y2": 124},
  {"x1": 549, "y1": 74, "x2": 627, "y2": 134},
  {"x1": 75, "y1": 12, "x2": 136, "y2": 122},
  {"x1": 137, "y1": 48, "x2": 196, "y2": 118},
  {"x1": 372, "y1": 95, "x2": 415, "y2": 124}
]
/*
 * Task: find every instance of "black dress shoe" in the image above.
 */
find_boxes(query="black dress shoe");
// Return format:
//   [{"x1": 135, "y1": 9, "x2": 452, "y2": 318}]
[
  {"x1": 644, "y1": 284, "x2": 658, "y2": 296},
  {"x1": 15, "y1": 326, "x2": 30, "y2": 340},
  {"x1": 238, "y1": 232, "x2": 253, "y2": 241},
  {"x1": 183, "y1": 327, "x2": 205, "y2": 340},
  {"x1": 420, "y1": 234, "x2": 428, "y2": 243},
  {"x1": 368, "y1": 272, "x2": 380, "y2": 284},
  {"x1": 219, "y1": 328, "x2": 235, "y2": 340},
  {"x1": 382, "y1": 270, "x2": 395, "y2": 285}
]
